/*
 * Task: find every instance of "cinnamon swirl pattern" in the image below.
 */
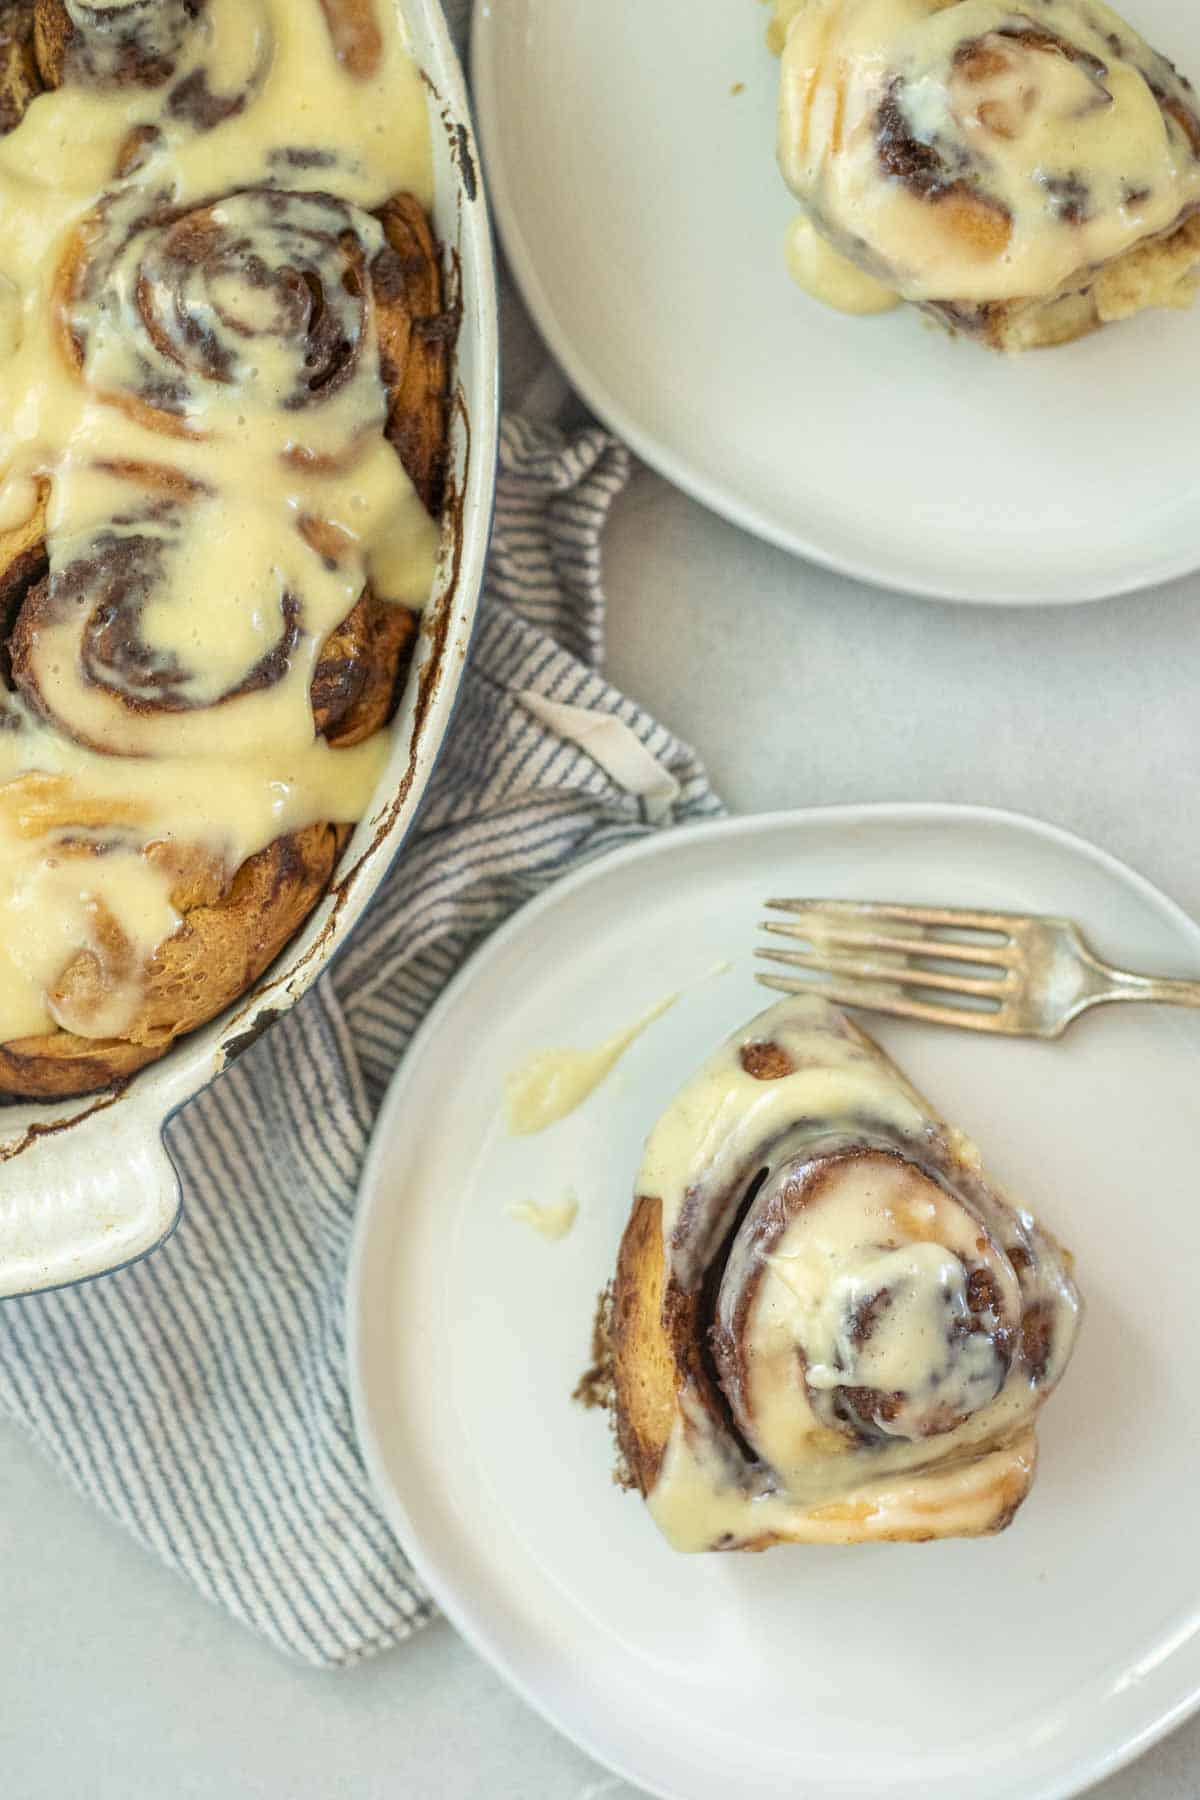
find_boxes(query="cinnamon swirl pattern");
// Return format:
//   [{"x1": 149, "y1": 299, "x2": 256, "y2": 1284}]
[
  {"x1": 610, "y1": 996, "x2": 1082, "y2": 1550},
  {"x1": 774, "y1": 0, "x2": 1200, "y2": 347},
  {"x1": 0, "y1": 0, "x2": 450, "y2": 1097}
]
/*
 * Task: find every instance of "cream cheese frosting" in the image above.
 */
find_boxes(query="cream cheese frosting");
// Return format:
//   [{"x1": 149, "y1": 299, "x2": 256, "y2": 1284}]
[
  {"x1": 0, "y1": 0, "x2": 435, "y2": 1044},
  {"x1": 776, "y1": 0, "x2": 1200, "y2": 313},
  {"x1": 627, "y1": 996, "x2": 1082, "y2": 1551}
]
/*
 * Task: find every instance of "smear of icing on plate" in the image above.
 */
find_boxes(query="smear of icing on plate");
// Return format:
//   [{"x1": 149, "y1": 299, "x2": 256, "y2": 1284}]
[
  {"x1": 504, "y1": 994, "x2": 679, "y2": 1136},
  {"x1": 506, "y1": 1195, "x2": 579, "y2": 1241}
]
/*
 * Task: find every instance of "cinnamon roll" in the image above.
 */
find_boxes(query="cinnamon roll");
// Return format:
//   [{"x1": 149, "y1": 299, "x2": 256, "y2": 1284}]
[
  {"x1": 608, "y1": 996, "x2": 1082, "y2": 1550},
  {"x1": 0, "y1": 0, "x2": 274, "y2": 150},
  {"x1": 33, "y1": 0, "x2": 205, "y2": 92},
  {"x1": 773, "y1": 0, "x2": 1200, "y2": 347},
  {"x1": 0, "y1": 0, "x2": 452, "y2": 1099}
]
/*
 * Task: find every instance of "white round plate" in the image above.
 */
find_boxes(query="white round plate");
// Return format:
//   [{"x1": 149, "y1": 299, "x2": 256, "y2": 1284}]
[
  {"x1": 349, "y1": 805, "x2": 1200, "y2": 1800},
  {"x1": 471, "y1": 0, "x2": 1200, "y2": 604}
]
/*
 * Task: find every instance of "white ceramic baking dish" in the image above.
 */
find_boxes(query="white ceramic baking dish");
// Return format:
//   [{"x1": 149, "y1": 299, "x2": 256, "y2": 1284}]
[{"x1": 0, "y1": 1, "x2": 499, "y2": 1299}]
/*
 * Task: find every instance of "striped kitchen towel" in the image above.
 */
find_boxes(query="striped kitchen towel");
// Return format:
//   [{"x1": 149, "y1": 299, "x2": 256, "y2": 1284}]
[{"x1": 0, "y1": 414, "x2": 723, "y2": 1667}]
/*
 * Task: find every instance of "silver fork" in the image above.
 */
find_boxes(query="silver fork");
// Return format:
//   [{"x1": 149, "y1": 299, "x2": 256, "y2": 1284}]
[{"x1": 756, "y1": 899, "x2": 1200, "y2": 1038}]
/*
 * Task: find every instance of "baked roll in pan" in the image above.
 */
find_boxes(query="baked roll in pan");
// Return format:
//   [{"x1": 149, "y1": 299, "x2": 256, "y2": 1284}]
[{"x1": 0, "y1": 0, "x2": 452, "y2": 1099}]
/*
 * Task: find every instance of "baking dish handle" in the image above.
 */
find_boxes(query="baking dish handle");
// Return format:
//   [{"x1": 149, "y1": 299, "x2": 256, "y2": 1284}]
[{"x1": 0, "y1": 1108, "x2": 181, "y2": 1299}]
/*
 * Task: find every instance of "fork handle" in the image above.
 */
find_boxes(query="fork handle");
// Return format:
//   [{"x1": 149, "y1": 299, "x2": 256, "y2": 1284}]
[{"x1": 1090, "y1": 966, "x2": 1200, "y2": 1011}]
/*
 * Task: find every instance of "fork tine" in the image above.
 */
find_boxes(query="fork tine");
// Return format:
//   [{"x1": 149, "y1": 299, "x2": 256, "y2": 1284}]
[
  {"x1": 760, "y1": 919, "x2": 1012, "y2": 968},
  {"x1": 764, "y1": 898, "x2": 1020, "y2": 938},
  {"x1": 753, "y1": 971, "x2": 1027, "y2": 1033},
  {"x1": 755, "y1": 945, "x2": 1008, "y2": 998}
]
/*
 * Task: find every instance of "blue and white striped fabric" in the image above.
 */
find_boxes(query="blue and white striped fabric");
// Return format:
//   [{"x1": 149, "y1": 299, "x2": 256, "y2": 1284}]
[{"x1": 0, "y1": 415, "x2": 723, "y2": 1667}]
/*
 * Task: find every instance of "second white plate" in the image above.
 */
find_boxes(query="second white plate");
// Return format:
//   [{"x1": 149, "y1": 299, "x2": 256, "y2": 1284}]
[
  {"x1": 349, "y1": 805, "x2": 1200, "y2": 1799},
  {"x1": 472, "y1": 0, "x2": 1200, "y2": 603}
]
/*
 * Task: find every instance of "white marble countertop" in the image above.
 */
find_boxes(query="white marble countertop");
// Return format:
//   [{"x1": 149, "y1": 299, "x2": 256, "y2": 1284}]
[{"x1": 4, "y1": 465, "x2": 1199, "y2": 1799}]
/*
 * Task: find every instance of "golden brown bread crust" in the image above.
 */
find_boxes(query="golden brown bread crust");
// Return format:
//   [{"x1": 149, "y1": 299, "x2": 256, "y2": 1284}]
[
  {"x1": 0, "y1": 823, "x2": 347, "y2": 1098},
  {"x1": 611, "y1": 1191, "x2": 843, "y2": 1552},
  {"x1": 612, "y1": 1194, "x2": 677, "y2": 1497},
  {"x1": 925, "y1": 208, "x2": 1200, "y2": 349},
  {"x1": 316, "y1": 0, "x2": 382, "y2": 81},
  {"x1": 377, "y1": 194, "x2": 452, "y2": 516},
  {"x1": 314, "y1": 595, "x2": 421, "y2": 749},
  {"x1": 29, "y1": 0, "x2": 67, "y2": 89},
  {"x1": 0, "y1": 1, "x2": 39, "y2": 133},
  {"x1": 985, "y1": 208, "x2": 1200, "y2": 349},
  {"x1": 0, "y1": 473, "x2": 48, "y2": 658},
  {"x1": 0, "y1": 53, "x2": 452, "y2": 1101}
]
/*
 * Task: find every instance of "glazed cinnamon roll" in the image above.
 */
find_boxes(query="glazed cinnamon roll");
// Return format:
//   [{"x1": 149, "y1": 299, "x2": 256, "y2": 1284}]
[
  {"x1": 773, "y1": 0, "x2": 1200, "y2": 347},
  {"x1": 33, "y1": 0, "x2": 206, "y2": 91},
  {"x1": 0, "y1": 0, "x2": 274, "y2": 148},
  {"x1": 0, "y1": 0, "x2": 452, "y2": 1099},
  {"x1": 608, "y1": 996, "x2": 1082, "y2": 1550}
]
